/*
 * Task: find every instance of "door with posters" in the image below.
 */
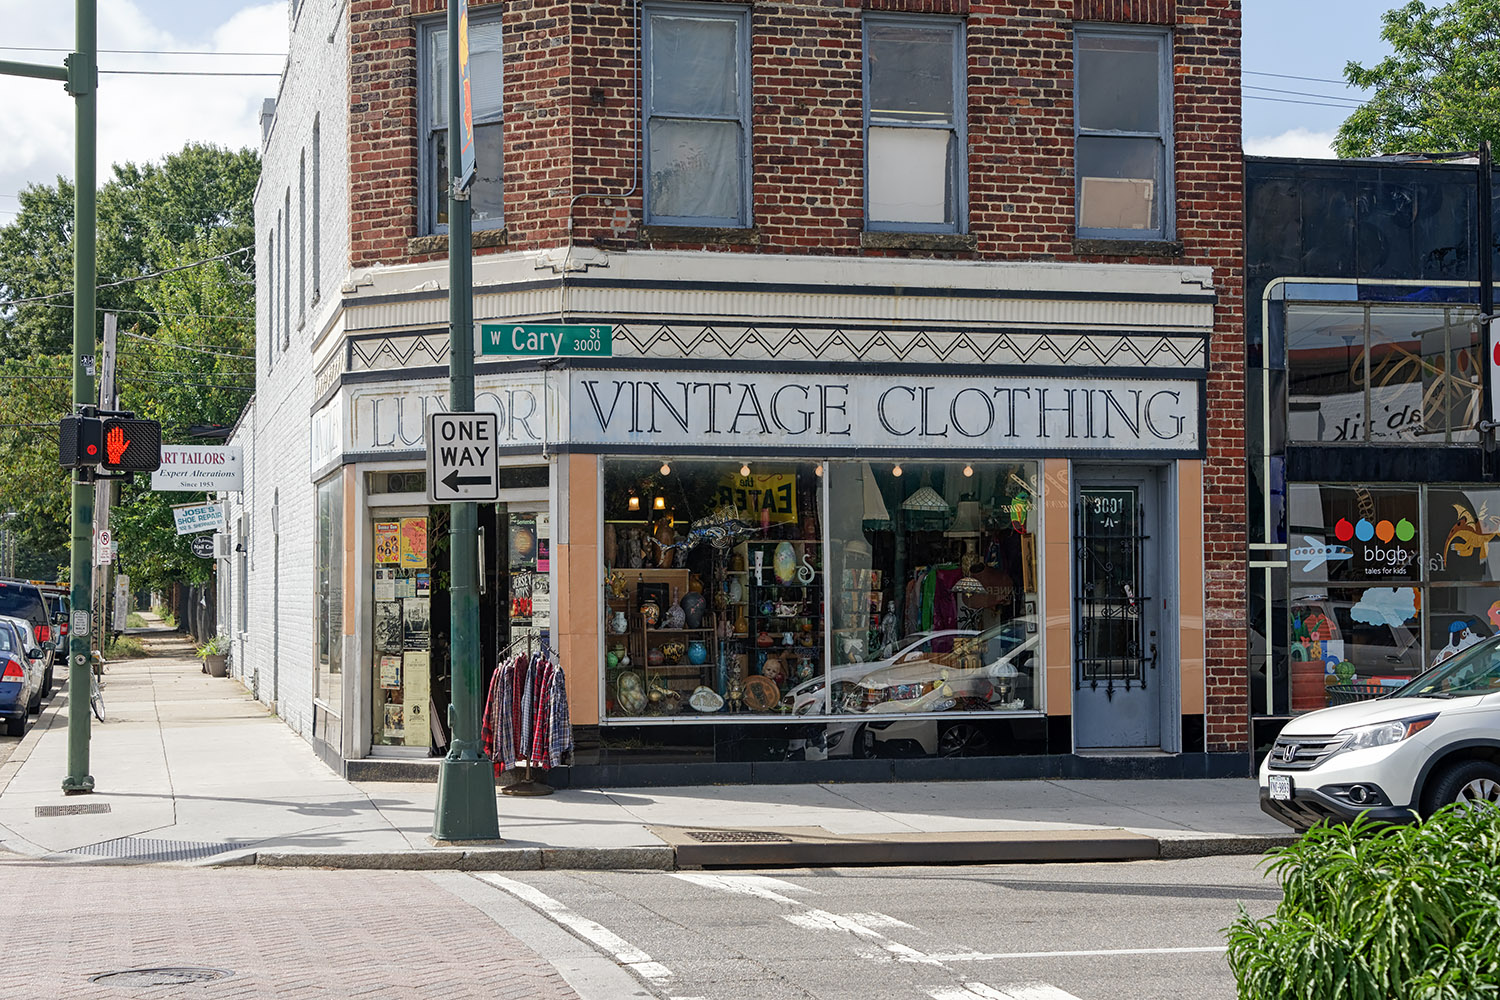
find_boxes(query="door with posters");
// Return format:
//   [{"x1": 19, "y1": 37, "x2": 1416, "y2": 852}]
[
  {"x1": 371, "y1": 510, "x2": 437, "y2": 750},
  {"x1": 1073, "y1": 469, "x2": 1167, "y2": 750}
]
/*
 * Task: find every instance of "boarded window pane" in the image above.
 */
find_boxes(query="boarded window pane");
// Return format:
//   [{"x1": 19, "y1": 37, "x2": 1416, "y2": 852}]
[
  {"x1": 868, "y1": 23, "x2": 955, "y2": 123},
  {"x1": 648, "y1": 118, "x2": 742, "y2": 221},
  {"x1": 1078, "y1": 34, "x2": 1159, "y2": 133},
  {"x1": 1077, "y1": 135, "x2": 1160, "y2": 230},
  {"x1": 650, "y1": 15, "x2": 739, "y2": 118},
  {"x1": 868, "y1": 126, "x2": 951, "y2": 225}
]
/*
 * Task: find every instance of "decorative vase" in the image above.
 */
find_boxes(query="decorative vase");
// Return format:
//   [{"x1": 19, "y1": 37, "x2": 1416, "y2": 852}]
[
  {"x1": 606, "y1": 647, "x2": 622, "y2": 670},
  {"x1": 687, "y1": 640, "x2": 709, "y2": 665},
  {"x1": 680, "y1": 591, "x2": 707, "y2": 629},
  {"x1": 727, "y1": 577, "x2": 743, "y2": 603},
  {"x1": 734, "y1": 612, "x2": 749, "y2": 635},
  {"x1": 756, "y1": 631, "x2": 773, "y2": 648},
  {"x1": 773, "y1": 541, "x2": 797, "y2": 584},
  {"x1": 663, "y1": 601, "x2": 686, "y2": 630},
  {"x1": 609, "y1": 611, "x2": 629, "y2": 635},
  {"x1": 641, "y1": 600, "x2": 660, "y2": 628},
  {"x1": 760, "y1": 600, "x2": 775, "y2": 615},
  {"x1": 796, "y1": 553, "x2": 816, "y2": 585},
  {"x1": 660, "y1": 640, "x2": 686, "y2": 664},
  {"x1": 647, "y1": 647, "x2": 665, "y2": 667}
]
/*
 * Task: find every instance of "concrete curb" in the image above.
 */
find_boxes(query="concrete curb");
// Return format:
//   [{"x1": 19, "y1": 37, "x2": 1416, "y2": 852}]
[{"x1": 232, "y1": 834, "x2": 1293, "y2": 872}]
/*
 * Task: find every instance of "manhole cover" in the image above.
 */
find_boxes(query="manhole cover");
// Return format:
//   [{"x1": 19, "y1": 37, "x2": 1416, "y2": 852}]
[
  {"x1": 90, "y1": 967, "x2": 233, "y2": 986},
  {"x1": 685, "y1": 830, "x2": 793, "y2": 843},
  {"x1": 64, "y1": 836, "x2": 242, "y2": 863},
  {"x1": 35, "y1": 803, "x2": 112, "y2": 817}
]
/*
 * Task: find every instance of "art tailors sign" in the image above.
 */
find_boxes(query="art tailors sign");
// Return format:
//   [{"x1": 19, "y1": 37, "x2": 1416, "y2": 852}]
[
  {"x1": 567, "y1": 371, "x2": 1200, "y2": 453},
  {"x1": 152, "y1": 445, "x2": 243, "y2": 492}
]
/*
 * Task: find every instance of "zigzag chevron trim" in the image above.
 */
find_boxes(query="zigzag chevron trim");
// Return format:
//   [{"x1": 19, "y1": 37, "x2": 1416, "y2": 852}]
[{"x1": 343, "y1": 324, "x2": 1206, "y2": 372}]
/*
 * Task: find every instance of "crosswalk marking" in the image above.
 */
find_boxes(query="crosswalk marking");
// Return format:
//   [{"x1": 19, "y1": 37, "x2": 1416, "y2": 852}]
[
  {"x1": 929, "y1": 945, "x2": 1228, "y2": 962},
  {"x1": 931, "y1": 983, "x2": 1084, "y2": 1000}
]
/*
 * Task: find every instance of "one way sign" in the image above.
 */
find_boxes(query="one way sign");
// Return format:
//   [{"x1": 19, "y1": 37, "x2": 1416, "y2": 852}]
[{"x1": 426, "y1": 412, "x2": 500, "y2": 503}]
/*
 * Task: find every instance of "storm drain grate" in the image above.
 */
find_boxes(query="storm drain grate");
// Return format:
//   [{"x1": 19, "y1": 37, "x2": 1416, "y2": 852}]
[
  {"x1": 685, "y1": 830, "x2": 793, "y2": 843},
  {"x1": 64, "y1": 836, "x2": 242, "y2": 863},
  {"x1": 90, "y1": 967, "x2": 233, "y2": 987},
  {"x1": 35, "y1": 803, "x2": 112, "y2": 817}
]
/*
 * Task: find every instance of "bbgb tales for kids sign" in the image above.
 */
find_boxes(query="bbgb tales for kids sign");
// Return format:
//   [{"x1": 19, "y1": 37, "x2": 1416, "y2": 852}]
[{"x1": 1291, "y1": 486, "x2": 1420, "y2": 583}]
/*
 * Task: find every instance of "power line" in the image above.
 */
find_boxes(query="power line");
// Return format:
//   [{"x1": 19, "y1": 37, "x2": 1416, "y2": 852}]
[
  {"x1": 121, "y1": 331, "x2": 256, "y2": 361},
  {"x1": 102, "y1": 70, "x2": 283, "y2": 78},
  {"x1": 1244, "y1": 69, "x2": 1363, "y2": 88},
  {"x1": 1244, "y1": 84, "x2": 1364, "y2": 108},
  {"x1": 0, "y1": 246, "x2": 252, "y2": 308},
  {"x1": 0, "y1": 46, "x2": 285, "y2": 56},
  {"x1": 25, "y1": 303, "x2": 256, "y2": 322},
  {"x1": 118, "y1": 375, "x2": 256, "y2": 392},
  {"x1": 1244, "y1": 94, "x2": 1369, "y2": 110}
]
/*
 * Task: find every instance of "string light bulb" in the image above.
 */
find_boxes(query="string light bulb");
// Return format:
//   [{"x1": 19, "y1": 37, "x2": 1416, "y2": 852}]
[
  {"x1": 654, "y1": 496, "x2": 666, "y2": 510},
  {"x1": 628, "y1": 496, "x2": 640, "y2": 511},
  {"x1": 892, "y1": 463, "x2": 903, "y2": 477},
  {"x1": 814, "y1": 463, "x2": 823, "y2": 477},
  {"x1": 660, "y1": 462, "x2": 671, "y2": 475},
  {"x1": 963, "y1": 464, "x2": 974, "y2": 478},
  {"x1": 741, "y1": 462, "x2": 751, "y2": 477}
]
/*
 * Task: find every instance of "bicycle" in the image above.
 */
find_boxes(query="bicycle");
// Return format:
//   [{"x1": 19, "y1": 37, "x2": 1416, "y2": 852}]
[{"x1": 88, "y1": 650, "x2": 106, "y2": 723}]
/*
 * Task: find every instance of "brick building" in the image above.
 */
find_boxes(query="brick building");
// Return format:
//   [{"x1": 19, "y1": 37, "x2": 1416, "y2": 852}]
[{"x1": 227, "y1": 0, "x2": 1248, "y2": 782}]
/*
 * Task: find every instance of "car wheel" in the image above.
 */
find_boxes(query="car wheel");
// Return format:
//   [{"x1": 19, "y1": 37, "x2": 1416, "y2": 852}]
[
  {"x1": 5, "y1": 713, "x2": 25, "y2": 738},
  {"x1": 27, "y1": 689, "x2": 41, "y2": 715},
  {"x1": 43, "y1": 669, "x2": 53, "y2": 696},
  {"x1": 1422, "y1": 760, "x2": 1500, "y2": 816},
  {"x1": 938, "y1": 722, "x2": 990, "y2": 758},
  {"x1": 852, "y1": 724, "x2": 877, "y2": 760}
]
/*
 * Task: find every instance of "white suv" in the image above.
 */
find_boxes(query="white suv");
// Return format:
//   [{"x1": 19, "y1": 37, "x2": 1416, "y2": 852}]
[{"x1": 1260, "y1": 634, "x2": 1500, "y2": 831}]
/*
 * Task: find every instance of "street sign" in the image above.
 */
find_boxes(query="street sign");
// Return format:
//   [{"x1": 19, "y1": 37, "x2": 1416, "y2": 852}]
[
  {"x1": 70, "y1": 610, "x2": 89, "y2": 638},
  {"x1": 426, "y1": 412, "x2": 500, "y2": 502},
  {"x1": 190, "y1": 535, "x2": 216, "y2": 559},
  {"x1": 172, "y1": 502, "x2": 227, "y2": 536},
  {"x1": 95, "y1": 528, "x2": 112, "y2": 567},
  {"x1": 479, "y1": 323, "x2": 612, "y2": 357},
  {"x1": 153, "y1": 445, "x2": 243, "y2": 492}
]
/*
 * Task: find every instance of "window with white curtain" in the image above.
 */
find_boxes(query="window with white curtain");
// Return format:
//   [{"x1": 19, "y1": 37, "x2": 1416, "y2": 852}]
[
  {"x1": 643, "y1": 5, "x2": 750, "y2": 227},
  {"x1": 1074, "y1": 27, "x2": 1173, "y2": 239},
  {"x1": 421, "y1": 14, "x2": 504, "y2": 233},
  {"x1": 863, "y1": 15, "x2": 966, "y2": 233}
]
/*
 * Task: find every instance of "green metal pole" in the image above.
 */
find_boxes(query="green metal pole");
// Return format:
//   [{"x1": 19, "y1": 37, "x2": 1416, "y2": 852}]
[
  {"x1": 63, "y1": 0, "x2": 97, "y2": 795},
  {"x1": 432, "y1": 0, "x2": 499, "y2": 841}
]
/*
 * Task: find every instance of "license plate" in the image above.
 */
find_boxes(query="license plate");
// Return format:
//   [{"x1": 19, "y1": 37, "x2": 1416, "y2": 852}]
[{"x1": 1268, "y1": 774, "x2": 1293, "y2": 801}]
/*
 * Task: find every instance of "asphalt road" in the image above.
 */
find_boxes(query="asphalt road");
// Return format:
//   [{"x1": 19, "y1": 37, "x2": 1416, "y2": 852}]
[{"x1": 477, "y1": 856, "x2": 1282, "y2": 1000}]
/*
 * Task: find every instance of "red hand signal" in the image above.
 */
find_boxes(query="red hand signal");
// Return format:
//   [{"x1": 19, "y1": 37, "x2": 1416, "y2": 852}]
[{"x1": 106, "y1": 424, "x2": 130, "y2": 465}]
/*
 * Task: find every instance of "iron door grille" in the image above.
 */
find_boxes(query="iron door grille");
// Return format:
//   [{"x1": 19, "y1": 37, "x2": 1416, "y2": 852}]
[{"x1": 1076, "y1": 488, "x2": 1156, "y2": 698}]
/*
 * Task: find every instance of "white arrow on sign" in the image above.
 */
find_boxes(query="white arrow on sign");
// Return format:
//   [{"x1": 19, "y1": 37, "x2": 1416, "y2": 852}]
[{"x1": 425, "y1": 411, "x2": 501, "y2": 503}]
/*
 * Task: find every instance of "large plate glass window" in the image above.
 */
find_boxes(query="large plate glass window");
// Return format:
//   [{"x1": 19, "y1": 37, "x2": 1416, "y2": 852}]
[
  {"x1": 421, "y1": 14, "x2": 504, "y2": 233},
  {"x1": 1074, "y1": 27, "x2": 1171, "y2": 240},
  {"x1": 370, "y1": 510, "x2": 445, "y2": 748},
  {"x1": 863, "y1": 15, "x2": 966, "y2": 232},
  {"x1": 314, "y1": 475, "x2": 343, "y2": 713},
  {"x1": 643, "y1": 5, "x2": 750, "y2": 227}
]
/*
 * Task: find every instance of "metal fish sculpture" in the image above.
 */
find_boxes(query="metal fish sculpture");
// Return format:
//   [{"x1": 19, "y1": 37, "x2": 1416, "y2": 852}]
[
  {"x1": 650, "y1": 505, "x2": 763, "y2": 555},
  {"x1": 1445, "y1": 503, "x2": 1500, "y2": 561}
]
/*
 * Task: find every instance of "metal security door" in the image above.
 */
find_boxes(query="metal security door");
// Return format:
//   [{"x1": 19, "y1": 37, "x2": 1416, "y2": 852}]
[{"x1": 1074, "y1": 476, "x2": 1161, "y2": 749}]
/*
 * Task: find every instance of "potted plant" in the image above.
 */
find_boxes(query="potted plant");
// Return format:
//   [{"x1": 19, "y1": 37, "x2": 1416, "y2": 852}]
[{"x1": 197, "y1": 634, "x2": 229, "y2": 677}]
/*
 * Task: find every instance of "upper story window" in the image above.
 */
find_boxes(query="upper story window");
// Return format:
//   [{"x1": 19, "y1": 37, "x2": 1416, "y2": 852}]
[
  {"x1": 1074, "y1": 27, "x2": 1172, "y2": 240},
  {"x1": 421, "y1": 14, "x2": 504, "y2": 234},
  {"x1": 863, "y1": 15, "x2": 966, "y2": 233},
  {"x1": 643, "y1": 4, "x2": 751, "y2": 227}
]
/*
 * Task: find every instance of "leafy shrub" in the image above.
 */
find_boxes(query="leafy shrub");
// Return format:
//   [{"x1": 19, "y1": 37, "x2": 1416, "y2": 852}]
[
  {"x1": 195, "y1": 634, "x2": 227, "y2": 657},
  {"x1": 1227, "y1": 808, "x2": 1500, "y2": 999},
  {"x1": 103, "y1": 635, "x2": 145, "y2": 659}
]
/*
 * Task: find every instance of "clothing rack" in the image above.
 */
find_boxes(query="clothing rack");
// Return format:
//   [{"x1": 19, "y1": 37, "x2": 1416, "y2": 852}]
[{"x1": 483, "y1": 631, "x2": 573, "y2": 797}]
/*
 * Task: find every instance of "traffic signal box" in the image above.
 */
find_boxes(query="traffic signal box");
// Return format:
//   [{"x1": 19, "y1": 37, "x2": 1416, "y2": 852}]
[{"x1": 58, "y1": 413, "x2": 162, "y2": 473}]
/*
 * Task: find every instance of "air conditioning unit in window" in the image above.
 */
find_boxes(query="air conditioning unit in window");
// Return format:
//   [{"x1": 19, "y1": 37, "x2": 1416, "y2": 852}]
[{"x1": 212, "y1": 533, "x2": 231, "y2": 559}]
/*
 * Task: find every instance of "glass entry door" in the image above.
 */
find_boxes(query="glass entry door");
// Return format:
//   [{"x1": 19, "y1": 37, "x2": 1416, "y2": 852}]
[{"x1": 1074, "y1": 472, "x2": 1163, "y2": 749}]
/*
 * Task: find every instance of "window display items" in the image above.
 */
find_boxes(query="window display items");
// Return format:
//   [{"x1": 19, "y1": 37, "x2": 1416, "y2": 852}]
[
  {"x1": 681, "y1": 590, "x2": 707, "y2": 628},
  {"x1": 687, "y1": 640, "x2": 709, "y2": 665}
]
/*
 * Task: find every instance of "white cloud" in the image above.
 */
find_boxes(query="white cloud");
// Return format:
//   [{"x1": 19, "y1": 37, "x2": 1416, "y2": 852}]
[
  {"x1": 0, "y1": 1, "x2": 285, "y2": 210},
  {"x1": 1243, "y1": 127, "x2": 1339, "y2": 159}
]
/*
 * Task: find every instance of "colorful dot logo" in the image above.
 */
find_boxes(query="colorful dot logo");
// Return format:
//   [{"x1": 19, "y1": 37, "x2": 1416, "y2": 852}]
[
  {"x1": 1395, "y1": 518, "x2": 1415, "y2": 542},
  {"x1": 1334, "y1": 518, "x2": 1354, "y2": 541},
  {"x1": 1355, "y1": 518, "x2": 1376, "y2": 542},
  {"x1": 1375, "y1": 520, "x2": 1395, "y2": 543}
]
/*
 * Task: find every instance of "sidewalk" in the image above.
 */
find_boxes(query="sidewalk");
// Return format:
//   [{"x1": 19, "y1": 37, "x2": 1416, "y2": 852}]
[{"x1": 0, "y1": 628, "x2": 1294, "y2": 869}]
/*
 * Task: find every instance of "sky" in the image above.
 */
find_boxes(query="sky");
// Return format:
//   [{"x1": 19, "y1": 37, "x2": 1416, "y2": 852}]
[{"x1": 0, "y1": 0, "x2": 1397, "y2": 225}]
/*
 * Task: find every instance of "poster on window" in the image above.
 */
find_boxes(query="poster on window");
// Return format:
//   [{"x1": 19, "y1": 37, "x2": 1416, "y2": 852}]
[
  {"x1": 383, "y1": 702, "x2": 405, "y2": 740},
  {"x1": 1288, "y1": 485, "x2": 1421, "y2": 584},
  {"x1": 374, "y1": 602, "x2": 403, "y2": 654},
  {"x1": 1427, "y1": 489, "x2": 1500, "y2": 582},
  {"x1": 403, "y1": 598, "x2": 431, "y2": 651},
  {"x1": 401, "y1": 650, "x2": 430, "y2": 748},
  {"x1": 374, "y1": 568, "x2": 397, "y2": 602},
  {"x1": 510, "y1": 515, "x2": 537, "y2": 568},
  {"x1": 715, "y1": 473, "x2": 797, "y2": 525},
  {"x1": 379, "y1": 655, "x2": 402, "y2": 690},
  {"x1": 374, "y1": 521, "x2": 401, "y2": 564},
  {"x1": 399, "y1": 517, "x2": 428, "y2": 569}
]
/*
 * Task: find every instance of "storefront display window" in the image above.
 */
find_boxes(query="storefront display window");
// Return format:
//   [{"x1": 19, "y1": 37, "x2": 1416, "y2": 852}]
[
  {"x1": 1427, "y1": 488, "x2": 1500, "y2": 583},
  {"x1": 601, "y1": 457, "x2": 1040, "y2": 721},
  {"x1": 1288, "y1": 484, "x2": 1421, "y2": 585},
  {"x1": 314, "y1": 475, "x2": 343, "y2": 712}
]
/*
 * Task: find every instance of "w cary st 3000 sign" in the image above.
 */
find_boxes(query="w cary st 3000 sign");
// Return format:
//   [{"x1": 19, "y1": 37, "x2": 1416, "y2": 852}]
[{"x1": 425, "y1": 412, "x2": 500, "y2": 502}]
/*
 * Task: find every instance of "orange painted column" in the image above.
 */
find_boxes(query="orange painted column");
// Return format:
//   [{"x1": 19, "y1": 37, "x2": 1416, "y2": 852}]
[
  {"x1": 1043, "y1": 458, "x2": 1072, "y2": 717},
  {"x1": 557, "y1": 453, "x2": 600, "y2": 725},
  {"x1": 1178, "y1": 461, "x2": 1206, "y2": 717}
]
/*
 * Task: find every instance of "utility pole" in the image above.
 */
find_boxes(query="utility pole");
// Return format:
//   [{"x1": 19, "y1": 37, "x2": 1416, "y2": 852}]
[
  {"x1": 1480, "y1": 141, "x2": 1494, "y2": 468},
  {"x1": 432, "y1": 0, "x2": 500, "y2": 841},
  {"x1": 0, "y1": 1, "x2": 99, "y2": 794}
]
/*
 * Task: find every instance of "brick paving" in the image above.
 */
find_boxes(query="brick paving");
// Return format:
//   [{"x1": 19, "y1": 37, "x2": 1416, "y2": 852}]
[{"x1": 2, "y1": 866, "x2": 583, "y2": 999}]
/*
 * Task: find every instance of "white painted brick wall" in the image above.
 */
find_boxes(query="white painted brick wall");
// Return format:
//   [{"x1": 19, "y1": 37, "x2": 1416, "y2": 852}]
[{"x1": 233, "y1": 0, "x2": 351, "y2": 749}]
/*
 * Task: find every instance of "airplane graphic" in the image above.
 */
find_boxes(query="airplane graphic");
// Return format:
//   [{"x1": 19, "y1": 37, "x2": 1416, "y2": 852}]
[{"x1": 1291, "y1": 535, "x2": 1354, "y2": 572}]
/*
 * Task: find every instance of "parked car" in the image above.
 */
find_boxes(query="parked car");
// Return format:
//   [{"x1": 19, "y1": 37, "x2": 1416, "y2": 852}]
[
  {"x1": 0, "y1": 618, "x2": 42, "y2": 736},
  {"x1": 0, "y1": 616, "x2": 49, "y2": 715},
  {"x1": 0, "y1": 580, "x2": 55, "y2": 693},
  {"x1": 1260, "y1": 633, "x2": 1500, "y2": 831}
]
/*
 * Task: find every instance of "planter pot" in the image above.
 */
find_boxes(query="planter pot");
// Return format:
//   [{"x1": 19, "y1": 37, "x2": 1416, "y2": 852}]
[{"x1": 204, "y1": 653, "x2": 228, "y2": 678}]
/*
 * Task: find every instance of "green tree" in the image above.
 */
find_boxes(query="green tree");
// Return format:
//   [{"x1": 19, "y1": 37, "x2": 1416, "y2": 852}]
[
  {"x1": 1335, "y1": 0, "x2": 1500, "y2": 157},
  {"x1": 0, "y1": 143, "x2": 257, "y2": 590}
]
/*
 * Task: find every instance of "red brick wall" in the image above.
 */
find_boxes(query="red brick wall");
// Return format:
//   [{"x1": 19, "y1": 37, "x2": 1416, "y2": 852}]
[{"x1": 343, "y1": 0, "x2": 1247, "y2": 749}]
